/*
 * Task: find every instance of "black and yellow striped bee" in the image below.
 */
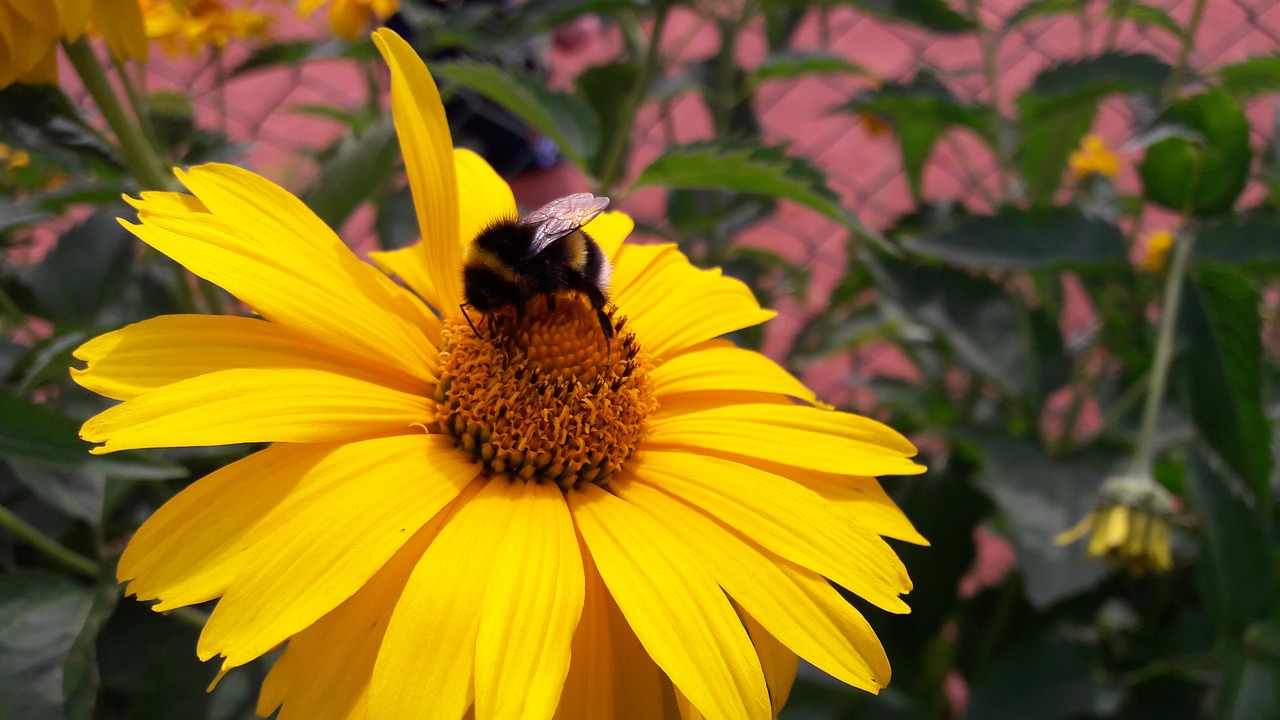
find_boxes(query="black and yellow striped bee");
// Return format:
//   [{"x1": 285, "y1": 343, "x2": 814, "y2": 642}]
[{"x1": 461, "y1": 193, "x2": 614, "y2": 340}]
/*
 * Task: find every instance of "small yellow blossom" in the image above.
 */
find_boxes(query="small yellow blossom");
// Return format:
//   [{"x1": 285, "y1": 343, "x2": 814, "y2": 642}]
[
  {"x1": 300, "y1": 0, "x2": 396, "y2": 41},
  {"x1": 1056, "y1": 474, "x2": 1175, "y2": 575},
  {"x1": 0, "y1": 143, "x2": 30, "y2": 170},
  {"x1": 142, "y1": 0, "x2": 272, "y2": 56},
  {"x1": 1068, "y1": 133, "x2": 1120, "y2": 181},
  {"x1": 1138, "y1": 230, "x2": 1174, "y2": 273}
]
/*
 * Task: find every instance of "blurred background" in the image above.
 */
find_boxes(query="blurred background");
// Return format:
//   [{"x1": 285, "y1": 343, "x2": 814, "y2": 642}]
[{"x1": 2, "y1": 0, "x2": 1279, "y2": 718}]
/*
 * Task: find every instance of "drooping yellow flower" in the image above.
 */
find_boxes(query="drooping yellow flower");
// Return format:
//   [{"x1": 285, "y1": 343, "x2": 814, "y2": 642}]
[
  {"x1": 300, "y1": 0, "x2": 395, "y2": 41},
  {"x1": 76, "y1": 28, "x2": 926, "y2": 719},
  {"x1": 1138, "y1": 229, "x2": 1175, "y2": 273},
  {"x1": 1056, "y1": 474, "x2": 1175, "y2": 575},
  {"x1": 0, "y1": 0, "x2": 153, "y2": 89},
  {"x1": 142, "y1": 0, "x2": 271, "y2": 56},
  {"x1": 1068, "y1": 133, "x2": 1121, "y2": 181}
]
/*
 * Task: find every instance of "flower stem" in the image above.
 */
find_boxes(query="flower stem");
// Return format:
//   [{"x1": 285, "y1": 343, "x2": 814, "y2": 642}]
[
  {"x1": 596, "y1": 0, "x2": 671, "y2": 193},
  {"x1": 63, "y1": 37, "x2": 174, "y2": 191},
  {"x1": 1166, "y1": 0, "x2": 1208, "y2": 99},
  {"x1": 1131, "y1": 230, "x2": 1195, "y2": 476},
  {"x1": 0, "y1": 503, "x2": 99, "y2": 579}
]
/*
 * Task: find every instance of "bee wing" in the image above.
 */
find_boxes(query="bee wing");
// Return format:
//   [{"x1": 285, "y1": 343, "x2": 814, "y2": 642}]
[{"x1": 518, "y1": 193, "x2": 610, "y2": 256}]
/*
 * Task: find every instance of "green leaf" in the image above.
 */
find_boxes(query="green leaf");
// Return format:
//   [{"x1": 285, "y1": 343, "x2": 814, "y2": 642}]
[
  {"x1": 748, "y1": 52, "x2": 869, "y2": 85},
  {"x1": 0, "y1": 571, "x2": 96, "y2": 720},
  {"x1": 1196, "y1": 210, "x2": 1280, "y2": 268},
  {"x1": 1179, "y1": 267, "x2": 1271, "y2": 500},
  {"x1": 62, "y1": 579, "x2": 117, "y2": 720},
  {"x1": 231, "y1": 39, "x2": 377, "y2": 76},
  {"x1": 844, "y1": 72, "x2": 991, "y2": 199},
  {"x1": 1004, "y1": 0, "x2": 1084, "y2": 31},
  {"x1": 1140, "y1": 89, "x2": 1251, "y2": 216},
  {"x1": 15, "y1": 211, "x2": 134, "y2": 326},
  {"x1": 375, "y1": 186, "x2": 418, "y2": 251},
  {"x1": 1103, "y1": 1, "x2": 1184, "y2": 38},
  {"x1": 1215, "y1": 54, "x2": 1280, "y2": 99},
  {"x1": 840, "y1": 0, "x2": 977, "y2": 33},
  {"x1": 1017, "y1": 53, "x2": 1171, "y2": 204},
  {"x1": 1187, "y1": 451, "x2": 1270, "y2": 634},
  {"x1": 6, "y1": 462, "x2": 104, "y2": 523},
  {"x1": 434, "y1": 61, "x2": 600, "y2": 171},
  {"x1": 576, "y1": 62, "x2": 639, "y2": 179},
  {"x1": 968, "y1": 629, "x2": 1111, "y2": 720},
  {"x1": 0, "y1": 84, "x2": 116, "y2": 165},
  {"x1": 0, "y1": 393, "x2": 91, "y2": 470},
  {"x1": 970, "y1": 433, "x2": 1113, "y2": 607},
  {"x1": 630, "y1": 142, "x2": 862, "y2": 231},
  {"x1": 905, "y1": 206, "x2": 1127, "y2": 270},
  {"x1": 300, "y1": 114, "x2": 398, "y2": 230}
]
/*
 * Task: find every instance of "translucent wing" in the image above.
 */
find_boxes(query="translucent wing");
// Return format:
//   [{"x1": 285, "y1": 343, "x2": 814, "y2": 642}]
[{"x1": 518, "y1": 193, "x2": 610, "y2": 256}]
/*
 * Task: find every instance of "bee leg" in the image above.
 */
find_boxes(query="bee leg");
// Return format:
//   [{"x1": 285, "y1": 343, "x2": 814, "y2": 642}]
[{"x1": 460, "y1": 303, "x2": 481, "y2": 339}]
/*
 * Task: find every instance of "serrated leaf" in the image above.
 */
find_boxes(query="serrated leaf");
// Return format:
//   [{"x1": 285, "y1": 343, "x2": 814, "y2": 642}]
[
  {"x1": 300, "y1": 114, "x2": 398, "y2": 230},
  {"x1": 842, "y1": 0, "x2": 977, "y2": 33},
  {"x1": 1196, "y1": 211, "x2": 1280, "y2": 268},
  {"x1": 231, "y1": 39, "x2": 377, "y2": 76},
  {"x1": 1180, "y1": 267, "x2": 1271, "y2": 500},
  {"x1": 905, "y1": 206, "x2": 1127, "y2": 270},
  {"x1": 1187, "y1": 451, "x2": 1270, "y2": 634},
  {"x1": 1140, "y1": 89, "x2": 1251, "y2": 216},
  {"x1": 1018, "y1": 53, "x2": 1171, "y2": 204},
  {"x1": 1104, "y1": 1, "x2": 1183, "y2": 38},
  {"x1": 630, "y1": 142, "x2": 861, "y2": 230},
  {"x1": 0, "y1": 571, "x2": 96, "y2": 720},
  {"x1": 749, "y1": 52, "x2": 869, "y2": 85},
  {"x1": 1215, "y1": 54, "x2": 1280, "y2": 99},
  {"x1": 843, "y1": 72, "x2": 992, "y2": 199},
  {"x1": 15, "y1": 210, "x2": 134, "y2": 326},
  {"x1": 1004, "y1": 0, "x2": 1084, "y2": 31},
  {"x1": 434, "y1": 61, "x2": 600, "y2": 170}
]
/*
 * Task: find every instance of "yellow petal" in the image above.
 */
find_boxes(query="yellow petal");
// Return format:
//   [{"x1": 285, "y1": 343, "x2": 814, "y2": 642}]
[
  {"x1": 91, "y1": 0, "x2": 147, "y2": 61},
  {"x1": 118, "y1": 443, "x2": 328, "y2": 609},
  {"x1": 80, "y1": 367, "x2": 432, "y2": 454},
  {"x1": 652, "y1": 343, "x2": 816, "y2": 404},
  {"x1": 372, "y1": 29, "x2": 462, "y2": 315},
  {"x1": 554, "y1": 545, "x2": 614, "y2": 720},
  {"x1": 630, "y1": 450, "x2": 911, "y2": 613},
  {"x1": 740, "y1": 609, "x2": 799, "y2": 717},
  {"x1": 603, "y1": 555, "x2": 689, "y2": 720},
  {"x1": 475, "y1": 481, "x2": 584, "y2": 720},
  {"x1": 785, "y1": 468, "x2": 928, "y2": 545},
  {"x1": 57, "y1": 0, "x2": 92, "y2": 39},
  {"x1": 612, "y1": 244, "x2": 775, "y2": 359},
  {"x1": 616, "y1": 477, "x2": 891, "y2": 690},
  {"x1": 586, "y1": 211, "x2": 635, "y2": 261},
  {"x1": 197, "y1": 434, "x2": 477, "y2": 667},
  {"x1": 258, "y1": 515, "x2": 442, "y2": 720},
  {"x1": 123, "y1": 195, "x2": 437, "y2": 379},
  {"x1": 570, "y1": 482, "x2": 771, "y2": 720},
  {"x1": 72, "y1": 314, "x2": 427, "y2": 401},
  {"x1": 647, "y1": 403, "x2": 924, "y2": 478},
  {"x1": 370, "y1": 477, "x2": 519, "y2": 720},
  {"x1": 455, "y1": 147, "x2": 516, "y2": 247}
]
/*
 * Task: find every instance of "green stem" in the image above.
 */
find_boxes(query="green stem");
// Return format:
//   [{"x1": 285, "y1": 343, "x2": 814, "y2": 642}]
[
  {"x1": 169, "y1": 606, "x2": 211, "y2": 629},
  {"x1": 597, "y1": 1, "x2": 671, "y2": 193},
  {"x1": 965, "y1": 0, "x2": 1008, "y2": 197},
  {"x1": 1103, "y1": 0, "x2": 1128, "y2": 49},
  {"x1": 112, "y1": 55, "x2": 157, "y2": 147},
  {"x1": 1131, "y1": 230, "x2": 1195, "y2": 476},
  {"x1": 0, "y1": 283, "x2": 28, "y2": 329},
  {"x1": 0, "y1": 504, "x2": 99, "y2": 579},
  {"x1": 63, "y1": 37, "x2": 174, "y2": 190},
  {"x1": 1166, "y1": 0, "x2": 1208, "y2": 99}
]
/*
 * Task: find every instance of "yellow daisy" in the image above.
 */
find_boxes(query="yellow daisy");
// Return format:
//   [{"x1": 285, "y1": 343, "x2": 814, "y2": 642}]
[
  {"x1": 76, "y1": 28, "x2": 926, "y2": 719},
  {"x1": 1138, "y1": 229, "x2": 1175, "y2": 273},
  {"x1": 142, "y1": 0, "x2": 272, "y2": 57},
  {"x1": 0, "y1": 0, "x2": 150, "y2": 89},
  {"x1": 1068, "y1": 133, "x2": 1121, "y2": 181},
  {"x1": 300, "y1": 0, "x2": 396, "y2": 41}
]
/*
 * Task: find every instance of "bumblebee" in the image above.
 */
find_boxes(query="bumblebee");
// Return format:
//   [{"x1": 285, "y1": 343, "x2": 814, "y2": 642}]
[{"x1": 462, "y1": 192, "x2": 614, "y2": 340}]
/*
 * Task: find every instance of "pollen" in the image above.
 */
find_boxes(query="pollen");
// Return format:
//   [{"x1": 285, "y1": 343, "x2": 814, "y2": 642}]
[{"x1": 431, "y1": 295, "x2": 657, "y2": 490}]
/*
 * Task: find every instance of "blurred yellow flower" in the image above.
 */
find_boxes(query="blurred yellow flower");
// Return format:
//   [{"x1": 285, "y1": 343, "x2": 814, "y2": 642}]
[
  {"x1": 143, "y1": 0, "x2": 272, "y2": 56},
  {"x1": 300, "y1": 0, "x2": 396, "y2": 41},
  {"x1": 0, "y1": 143, "x2": 31, "y2": 169},
  {"x1": 1068, "y1": 133, "x2": 1120, "y2": 181},
  {"x1": 1138, "y1": 230, "x2": 1175, "y2": 273},
  {"x1": 76, "y1": 28, "x2": 927, "y2": 719},
  {"x1": 1056, "y1": 474, "x2": 1175, "y2": 575},
  {"x1": 0, "y1": 0, "x2": 163, "y2": 89}
]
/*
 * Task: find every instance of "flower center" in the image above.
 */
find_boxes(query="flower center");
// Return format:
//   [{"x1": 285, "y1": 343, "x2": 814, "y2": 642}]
[{"x1": 431, "y1": 295, "x2": 656, "y2": 490}]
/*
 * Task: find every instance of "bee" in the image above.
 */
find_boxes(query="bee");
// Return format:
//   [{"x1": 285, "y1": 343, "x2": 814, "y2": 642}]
[{"x1": 461, "y1": 192, "x2": 614, "y2": 341}]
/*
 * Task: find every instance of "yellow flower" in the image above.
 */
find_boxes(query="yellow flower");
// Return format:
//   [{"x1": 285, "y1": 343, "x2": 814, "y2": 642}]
[
  {"x1": 1056, "y1": 474, "x2": 1175, "y2": 575},
  {"x1": 1068, "y1": 133, "x2": 1120, "y2": 181},
  {"x1": 0, "y1": 0, "x2": 152, "y2": 89},
  {"x1": 300, "y1": 0, "x2": 396, "y2": 41},
  {"x1": 1139, "y1": 229, "x2": 1174, "y2": 273},
  {"x1": 0, "y1": 143, "x2": 30, "y2": 169},
  {"x1": 75, "y1": 29, "x2": 926, "y2": 719},
  {"x1": 143, "y1": 0, "x2": 271, "y2": 56}
]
